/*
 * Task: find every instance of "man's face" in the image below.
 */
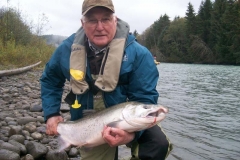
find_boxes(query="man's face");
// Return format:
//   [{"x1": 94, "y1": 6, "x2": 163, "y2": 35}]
[{"x1": 81, "y1": 7, "x2": 117, "y2": 48}]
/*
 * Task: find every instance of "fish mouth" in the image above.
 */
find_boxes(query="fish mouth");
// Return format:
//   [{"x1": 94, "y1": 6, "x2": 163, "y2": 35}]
[{"x1": 147, "y1": 108, "x2": 168, "y2": 117}]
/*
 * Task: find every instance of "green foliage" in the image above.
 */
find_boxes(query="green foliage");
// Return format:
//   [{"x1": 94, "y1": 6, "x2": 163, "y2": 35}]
[
  {"x1": 0, "y1": 37, "x2": 55, "y2": 68},
  {"x1": 0, "y1": 7, "x2": 55, "y2": 69},
  {"x1": 138, "y1": 0, "x2": 240, "y2": 65},
  {"x1": 185, "y1": 2, "x2": 197, "y2": 36}
]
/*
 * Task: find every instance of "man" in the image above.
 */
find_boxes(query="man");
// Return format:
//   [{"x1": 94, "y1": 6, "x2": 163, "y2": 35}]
[{"x1": 40, "y1": 0, "x2": 172, "y2": 159}]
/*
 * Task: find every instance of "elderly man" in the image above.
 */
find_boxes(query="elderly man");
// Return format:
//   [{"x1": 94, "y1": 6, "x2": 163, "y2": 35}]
[{"x1": 40, "y1": 0, "x2": 172, "y2": 159}]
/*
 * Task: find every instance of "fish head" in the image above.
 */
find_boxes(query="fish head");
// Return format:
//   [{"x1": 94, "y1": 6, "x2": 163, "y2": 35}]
[{"x1": 122, "y1": 103, "x2": 168, "y2": 131}]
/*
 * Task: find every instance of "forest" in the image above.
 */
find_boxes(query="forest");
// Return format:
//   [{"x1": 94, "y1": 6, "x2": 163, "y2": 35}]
[
  {"x1": 0, "y1": 0, "x2": 240, "y2": 68},
  {"x1": 135, "y1": 0, "x2": 240, "y2": 65}
]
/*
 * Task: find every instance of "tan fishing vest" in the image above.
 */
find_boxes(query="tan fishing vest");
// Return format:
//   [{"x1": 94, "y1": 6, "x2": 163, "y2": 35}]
[{"x1": 70, "y1": 18, "x2": 130, "y2": 95}]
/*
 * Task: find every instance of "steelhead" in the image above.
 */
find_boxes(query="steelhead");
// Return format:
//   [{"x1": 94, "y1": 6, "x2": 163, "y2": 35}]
[{"x1": 57, "y1": 102, "x2": 168, "y2": 150}]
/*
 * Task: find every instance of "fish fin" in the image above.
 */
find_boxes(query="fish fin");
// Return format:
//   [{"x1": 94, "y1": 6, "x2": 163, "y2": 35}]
[
  {"x1": 107, "y1": 120, "x2": 139, "y2": 132},
  {"x1": 107, "y1": 120, "x2": 123, "y2": 128},
  {"x1": 57, "y1": 135, "x2": 71, "y2": 152}
]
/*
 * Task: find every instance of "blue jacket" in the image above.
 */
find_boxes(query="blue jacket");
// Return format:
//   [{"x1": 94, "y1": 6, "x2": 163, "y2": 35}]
[{"x1": 40, "y1": 33, "x2": 159, "y2": 121}]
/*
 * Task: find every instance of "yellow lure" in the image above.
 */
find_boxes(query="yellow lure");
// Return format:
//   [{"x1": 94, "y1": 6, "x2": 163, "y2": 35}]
[{"x1": 72, "y1": 99, "x2": 81, "y2": 109}]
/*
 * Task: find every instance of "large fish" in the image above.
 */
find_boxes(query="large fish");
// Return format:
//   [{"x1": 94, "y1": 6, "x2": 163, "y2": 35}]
[{"x1": 57, "y1": 102, "x2": 168, "y2": 150}]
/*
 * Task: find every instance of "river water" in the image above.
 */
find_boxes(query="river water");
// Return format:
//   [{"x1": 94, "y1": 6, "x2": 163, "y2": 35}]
[{"x1": 158, "y1": 63, "x2": 240, "y2": 160}]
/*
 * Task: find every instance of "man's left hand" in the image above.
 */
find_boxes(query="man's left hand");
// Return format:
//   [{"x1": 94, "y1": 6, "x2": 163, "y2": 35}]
[{"x1": 102, "y1": 126, "x2": 135, "y2": 147}]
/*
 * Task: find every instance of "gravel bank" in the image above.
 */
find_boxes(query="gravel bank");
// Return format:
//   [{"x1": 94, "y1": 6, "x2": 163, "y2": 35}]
[{"x1": 0, "y1": 70, "x2": 131, "y2": 160}]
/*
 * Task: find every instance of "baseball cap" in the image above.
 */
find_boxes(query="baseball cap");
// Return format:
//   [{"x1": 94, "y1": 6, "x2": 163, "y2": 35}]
[{"x1": 82, "y1": 0, "x2": 115, "y2": 15}]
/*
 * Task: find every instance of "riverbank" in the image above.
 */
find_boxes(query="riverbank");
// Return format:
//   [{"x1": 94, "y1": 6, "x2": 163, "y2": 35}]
[{"x1": 0, "y1": 70, "x2": 131, "y2": 160}]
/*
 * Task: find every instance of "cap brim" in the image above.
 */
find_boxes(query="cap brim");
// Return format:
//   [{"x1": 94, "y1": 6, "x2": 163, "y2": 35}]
[{"x1": 82, "y1": 6, "x2": 114, "y2": 15}]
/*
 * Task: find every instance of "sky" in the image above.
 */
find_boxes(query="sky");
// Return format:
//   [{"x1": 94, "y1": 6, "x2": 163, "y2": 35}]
[{"x1": 2, "y1": 0, "x2": 203, "y2": 37}]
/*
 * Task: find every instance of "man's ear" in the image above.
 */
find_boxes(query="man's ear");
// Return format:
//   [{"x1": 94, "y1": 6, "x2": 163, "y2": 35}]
[
  {"x1": 81, "y1": 19, "x2": 84, "y2": 27},
  {"x1": 114, "y1": 16, "x2": 118, "y2": 24}
]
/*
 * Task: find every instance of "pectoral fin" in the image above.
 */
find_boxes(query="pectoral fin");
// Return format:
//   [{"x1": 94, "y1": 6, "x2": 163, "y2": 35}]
[
  {"x1": 107, "y1": 120, "x2": 138, "y2": 132},
  {"x1": 107, "y1": 120, "x2": 123, "y2": 128}
]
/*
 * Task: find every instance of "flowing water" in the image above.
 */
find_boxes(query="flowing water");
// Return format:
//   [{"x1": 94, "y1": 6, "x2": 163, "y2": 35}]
[{"x1": 158, "y1": 63, "x2": 240, "y2": 160}]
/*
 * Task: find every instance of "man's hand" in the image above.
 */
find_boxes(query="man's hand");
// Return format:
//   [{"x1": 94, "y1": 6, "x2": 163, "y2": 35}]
[
  {"x1": 102, "y1": 126, "x2": 135, "y2": 147},
  {"x1": 46, "y1": 116, "x2": 64, "y2": 135}
]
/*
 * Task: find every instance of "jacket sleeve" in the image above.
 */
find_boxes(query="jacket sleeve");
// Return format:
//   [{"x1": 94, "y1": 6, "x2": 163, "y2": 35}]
[
  {"x1": 40, "y1": 45, "x2": 67, "y2": 121},
  {"x1": 127, "y1": 42, "x2": 159, "y2": 104}
]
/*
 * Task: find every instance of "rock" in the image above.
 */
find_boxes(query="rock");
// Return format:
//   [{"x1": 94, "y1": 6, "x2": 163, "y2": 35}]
[
  {"x1": 36, "y1": 126, "x2": 46, "y2": 133},
  {"x1": 21, "y1": 130, "x2": 30, "y2": 137},
  {"x1": 30, "y1": 104, "x2": 42, "y2": 112},
  {"x1": 45, "y1": 150, "x2": 68, "y2": 160},
  {"x1": 36, "y1": 116, "x2": 45, "y2": 123},
  {"x1": 9, "y1": 135, "x2": 25, "y2": 144},
  {"x1": 0, "y1": 135, "x2": 9, "y2": 142},
  {"x1": 17, "y1": 117, "x2": 36, "y2": 125},
  {"x1": 31, "y1": 132, "x2": 43, "y2": 140},
  {"x1": 23, "y1": 123, "x2": 36, "y2": 133},
  {"x1": 41, "y1": 137, "x2": 51, "y2": 144},
  {"x1": 0, "y1": 112, "x2": 11, "y2": 121},
  {"x1": 0, "y1": 142, "x2": 20, "y2": 154},
  {"x1": 8, "y1": 139, "x2": 27, "y2": 155},
  {"x1": 27, "y1": 93, "x2": 39, "y2": 99},
  {"x1": 8, "y1": 126, "x2": 22, "y2": 136},
  {"x1": 68, "y1": 147, "x2": 79, "y2": 157},
  {"x1": 5, "y1": 117, "x2": 15, "y2": 123},
  {"x1": 8, "y1": 121, "x2": 18, "y2": 126},
  {"x1": 0, "y1": 149, "x2": 20, "y2": 160},
  {"x1": 20, "y1": 154, "x2": 34, "y2": 160},
  {"x1": 26, "y1": 141, "x2": 48, "y2": 159}
]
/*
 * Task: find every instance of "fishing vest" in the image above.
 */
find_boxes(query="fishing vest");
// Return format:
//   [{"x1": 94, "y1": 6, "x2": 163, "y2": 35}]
[{"x1": 70, "y1": 18, "x2": 130, "y2": 95}]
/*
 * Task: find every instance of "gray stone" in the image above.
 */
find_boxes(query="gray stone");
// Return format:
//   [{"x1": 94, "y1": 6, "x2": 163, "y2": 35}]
[
  {"x1": 20, "y1": 154, "x2": 34, "y2": 160},
  {"x1": 8, "y1": 121, "x2": 18, "y2": 125},
  {"x1": 22, "y1": 130, "x2": 30, "y2": 137},
  {"x1": 8, "y1": 139, "x2": 27, "y2": 155},
  {"x1": 1, "y1": 121, "x2": 7, "y2": 126},
  {"x1": 8, "y1": 125, "x2": 22, "y2": 136},
  {"x1": 41, "y1": 137, "x2": 51, "y2": 144},
  {"x1": 0, "y1": 149, "x2": 20, "y2": 160},
  {"x1": 28, "y1": 93, "x2": 39, "y2": 99},
  {"x1": 0, "y1": 142, "x2": 20, "y2": 154},
  {"x1": 36, "y1": 116, "x2": 45, "y2": 123},
  {"x1": 5, "y1": 117, "x2": 15, "y2": 123},
  {"x1": 0, "y1": 136, "x2": 8, "y2": 142},
  {"x1": 68, "y1": 147, "x2": 79, "y2": 157},
  {"x1": 23, "y1": 123, "x2": 36, "y2": 133},
  {"x1": 36, "y1": 126, "x2": 46, "y2": 133},
  {"x1": 0, "y1": 112, "x2": 11, "y2": 121},
  {"x1": 9, "y1": 135, "x2": 25, "y2": 144},
  {"x1": 26, "y1": 141, "x2": 48, "y2": 159},
  {"x1": 31, "y1": 132, "x2": 43, "y2": 140},
  {"x1": 30, "y1": 104, "x2": 42, "y2": 112},
  {"x1": 17, "y1": 117, "x2": 36, "y2": 125},
  {"x1": 45, "y1": 150, "x2": 68, "y2": 160}
]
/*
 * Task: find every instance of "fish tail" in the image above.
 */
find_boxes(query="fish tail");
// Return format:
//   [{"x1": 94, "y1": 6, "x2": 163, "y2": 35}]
[{"x1": 57, "y1": 135, "x2": 71, "y2": 152}]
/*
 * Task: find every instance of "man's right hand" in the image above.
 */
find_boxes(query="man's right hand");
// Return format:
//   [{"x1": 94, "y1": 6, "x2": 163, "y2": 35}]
[{"x1": 46, "y1": 116, "x2": 64, "y2": 135}]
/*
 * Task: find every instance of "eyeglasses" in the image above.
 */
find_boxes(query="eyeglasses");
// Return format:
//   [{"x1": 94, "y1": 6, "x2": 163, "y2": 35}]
[{"x1": 83, "y1": 16, "x2": 114, "y2": 28}]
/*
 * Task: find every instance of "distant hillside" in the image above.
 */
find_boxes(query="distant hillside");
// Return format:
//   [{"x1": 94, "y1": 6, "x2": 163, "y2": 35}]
[{"x1": 41, "y1": 35, "x2": 68, "y2": 47}]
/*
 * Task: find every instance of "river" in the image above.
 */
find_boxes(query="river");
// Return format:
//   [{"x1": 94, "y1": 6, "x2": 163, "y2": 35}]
[{"x1": 158, "y1": 63, "x2": 240, "y2": 160}]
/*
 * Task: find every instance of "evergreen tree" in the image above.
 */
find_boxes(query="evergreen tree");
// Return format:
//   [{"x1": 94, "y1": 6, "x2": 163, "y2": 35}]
[
  {"x1": 216, "y1": 0, "x2": 240, "y2": 64},
  {"x1": 162, "y1": 18, "x2": 188, "y2": 62},
  {"x1": 185, "y1": 2, "x2": 197, "y2": 36},
  {"x1": 197, "y1": 0, "x2": 213, "y2": 44},
  {"x1": 210, "y1": 0, "x2": 227, "y2": 53}
]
